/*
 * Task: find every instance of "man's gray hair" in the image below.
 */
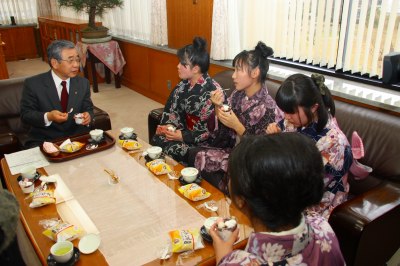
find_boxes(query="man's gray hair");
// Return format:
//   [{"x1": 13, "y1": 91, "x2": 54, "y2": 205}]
[{"x1": 47, "y1": 40, "x2": 76, "y2": 67}]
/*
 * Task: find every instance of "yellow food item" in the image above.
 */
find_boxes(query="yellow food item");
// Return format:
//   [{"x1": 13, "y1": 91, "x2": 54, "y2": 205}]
[
  {"x1": 168, "y1": 229, "x2": 204, "y2": 253},
  {"x1": 146, "y1": 159, "x2": 171, "y2": 175},
  {"x1": 43, "y1": 221, "x2": 83, "y2": 242},
  {"x1": 118, "y1": 139, "x2": 142, "y2": 150},
  {"x1": 60, "y1": 141, "x2": 84, "y2": 153},
  {"x1": 178, "y1": 184, "x2": 211, "y2": 201},
  {"x1": 29, "y1": 189, "x2": 56, "y2": 208},
  {"x1": 53, "y1": 247, "x2": 71, "y2": 255}
]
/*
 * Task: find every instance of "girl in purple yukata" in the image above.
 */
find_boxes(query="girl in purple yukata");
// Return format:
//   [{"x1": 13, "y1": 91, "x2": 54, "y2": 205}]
[
  {"x1": 266, "y1": 73, "x2": 353, "y2": 219},
  {"x1": 209, "y1": 133, "x2": 345, "y2": 266},
  {"x1": 192, "y1": 42, "x2": 282, "y2": 193},
  {"x1": 152, "y1": 37, "x2": 221, "y2": 164}
]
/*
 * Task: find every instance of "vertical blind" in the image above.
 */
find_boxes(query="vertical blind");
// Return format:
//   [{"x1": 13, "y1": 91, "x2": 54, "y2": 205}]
[
  {"x1": 211, "y1": 0, "x2": 400, "y2": 79},
  {"x1": 0, "y1": 0, "x2": 37, "y2": 25}
]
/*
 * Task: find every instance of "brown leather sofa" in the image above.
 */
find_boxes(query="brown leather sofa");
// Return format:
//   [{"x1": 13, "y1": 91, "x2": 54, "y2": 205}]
[
  {"x1": 0, "y1": 76, "x2": 112, "y2": 159},
  {"x1": 148, "y1": 69, "x2": 400, "y2": 266}
]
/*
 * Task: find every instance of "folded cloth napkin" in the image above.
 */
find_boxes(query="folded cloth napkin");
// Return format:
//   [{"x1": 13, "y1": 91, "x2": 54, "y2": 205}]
[{"x1": 349, "y1": 131, "x2": 372, "y2": 180}]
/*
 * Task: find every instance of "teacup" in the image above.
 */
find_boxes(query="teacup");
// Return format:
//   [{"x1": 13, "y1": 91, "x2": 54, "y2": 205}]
[
  {"x1": 120, "y1": 127, "x2": 134, "y2": 138},
  {"x1": 74, "y1": 113, "x2": 84, "y2": 125},
  {"x1": 50, "y1": 241, "x2": 74, "y2": 263},
  {"x1": 181, "y1": 167, "x2": 198, "y2": 183},
  {"x1": 20, "y1": 165, "x2": 37, "y2": 179},
  {"x1": 90, "y1": 129, "x2": 104, "y2": 142},
  {"x1": 203, "y1": 216, "x2": 219, "y2": 234},
  {"x1": 147, "y1": 146, "x2": 162, "y2": 159}
]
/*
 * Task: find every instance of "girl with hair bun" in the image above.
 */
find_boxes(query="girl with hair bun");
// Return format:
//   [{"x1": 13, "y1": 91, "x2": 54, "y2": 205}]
[
  {"x1": 210, "y1": 133, "x2": 345, "y2": 265},
  {"x1": 266, "y1": 73, "x2": 352, "y2": 219},
  {"x1": 152, "y1": 37, "x2": 222, "y2": 164},
  {"x1": 192, "y1": 41, "x2": 283, "y2": 194}
]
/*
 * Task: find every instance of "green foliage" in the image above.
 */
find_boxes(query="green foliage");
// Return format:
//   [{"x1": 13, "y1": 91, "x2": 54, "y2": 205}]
[{"x1": 58, "y1": 0, "x2": 123, "y2": 28}]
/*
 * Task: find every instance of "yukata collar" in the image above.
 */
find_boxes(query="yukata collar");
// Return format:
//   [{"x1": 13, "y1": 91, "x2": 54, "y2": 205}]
[
  {"x1": 242, "y1": 86, "x2": 269, "y2": 101},
  {"x1": 183, "y1": 73, "x2": 209, "y2": 88}
]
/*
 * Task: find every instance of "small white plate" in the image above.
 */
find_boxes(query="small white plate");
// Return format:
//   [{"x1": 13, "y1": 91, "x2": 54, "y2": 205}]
[{"x1": 78, "y1": 234, "x2": 101, "y2": 254}]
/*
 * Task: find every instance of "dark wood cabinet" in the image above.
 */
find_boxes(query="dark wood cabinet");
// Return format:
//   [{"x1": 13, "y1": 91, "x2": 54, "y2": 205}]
[
  {"x1": 0, "y1": 25, "x2": 38, "y2": 61},
  {"x1": 0, "y1": 34, "x2": 9, "y2": 79}
]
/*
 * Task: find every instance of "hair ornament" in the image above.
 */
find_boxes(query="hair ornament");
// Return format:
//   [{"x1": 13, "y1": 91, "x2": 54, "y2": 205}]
[{"x1": 311, "y1": 73, "x2": 327, "y2": 96}]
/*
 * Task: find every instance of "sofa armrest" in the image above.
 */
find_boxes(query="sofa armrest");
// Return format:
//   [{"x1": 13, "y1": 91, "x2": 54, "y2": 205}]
[
  {"x1": 148, "y1": 107, "x2": 164, "y2": 145},
  {"x1": 91, "y1": 106, "x2": 112, "y2": 131},
  {"x1": 329, "y1": 182, "x2": 400, "y2": 266},
  {"x1": 0, "y1": 133, "x2": 20, "y2": 158}
]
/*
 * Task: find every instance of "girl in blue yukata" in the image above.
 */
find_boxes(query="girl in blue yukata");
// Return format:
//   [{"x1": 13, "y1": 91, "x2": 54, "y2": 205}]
[
  {"x1": 209, "y1": 133, "x2": 345, "y2": 265},
  {"x1": 266, "y1": 73, "x2": 353, "y2": 219}
]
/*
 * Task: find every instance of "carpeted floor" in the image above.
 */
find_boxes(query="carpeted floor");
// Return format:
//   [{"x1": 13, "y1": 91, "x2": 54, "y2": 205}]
[{"x1": 6, "y1": 58, "x2": 163, "y2": 143}]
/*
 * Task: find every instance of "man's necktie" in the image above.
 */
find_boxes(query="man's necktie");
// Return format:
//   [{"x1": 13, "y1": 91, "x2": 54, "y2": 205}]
[{"x1": 60, "y1": 81, "x2": 68, "y2": 112}]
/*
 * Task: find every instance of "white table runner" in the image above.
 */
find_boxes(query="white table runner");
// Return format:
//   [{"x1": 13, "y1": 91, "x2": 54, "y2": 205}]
[{"x1": 46, "y1": 145, "x2": 205, "y2": 265}]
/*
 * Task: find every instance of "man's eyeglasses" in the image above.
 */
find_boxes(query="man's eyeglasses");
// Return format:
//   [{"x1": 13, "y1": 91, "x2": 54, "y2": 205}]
[{"x1": 59, "y1": 57, "x2": 81, "y2": 64}]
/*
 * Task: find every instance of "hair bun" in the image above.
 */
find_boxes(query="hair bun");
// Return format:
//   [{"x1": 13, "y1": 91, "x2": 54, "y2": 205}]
[
  {"x1": 255, "y1": 41, "x2": 274, "y2": 59},
  {"x1": 193, "y1": 37, "x2": 207, "y2": 52},
  {"x1": 311, "y1": 73, "x2": 328, "y2": 95}
]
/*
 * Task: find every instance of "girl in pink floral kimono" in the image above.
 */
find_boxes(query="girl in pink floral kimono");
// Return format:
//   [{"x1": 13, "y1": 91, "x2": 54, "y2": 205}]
[
  {"x1": 192, "y1": 42, "x2": 282, "y2": 193},
  {"x1": 209, "y1": 134, "x2": 345, "y2": 266}
]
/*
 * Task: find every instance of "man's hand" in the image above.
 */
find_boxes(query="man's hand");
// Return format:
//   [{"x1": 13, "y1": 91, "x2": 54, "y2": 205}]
[
  {"x1": 47, "y1": 110, "x2": 68, "y2": 123},
  {"x1": 81, "y1": 112, "x2": 91, "y2": 126}
]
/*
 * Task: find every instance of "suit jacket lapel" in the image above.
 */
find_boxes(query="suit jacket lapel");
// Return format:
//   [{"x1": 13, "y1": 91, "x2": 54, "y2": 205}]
[{"x1": 44, "y1": 71, "x2": 62, "y2": 111}]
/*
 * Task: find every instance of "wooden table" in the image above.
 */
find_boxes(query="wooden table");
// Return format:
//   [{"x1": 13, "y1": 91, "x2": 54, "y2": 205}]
[{"x1": 2, "y1": 139, "x2": 251, "y2": 265}]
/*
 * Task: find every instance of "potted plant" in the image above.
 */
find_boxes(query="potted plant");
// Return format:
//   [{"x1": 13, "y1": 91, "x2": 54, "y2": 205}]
[{"x1": 58, "y1": 0, "x2": 123, "y2": 39}]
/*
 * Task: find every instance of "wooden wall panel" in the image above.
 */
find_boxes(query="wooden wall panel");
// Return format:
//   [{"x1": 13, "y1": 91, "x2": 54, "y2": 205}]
[
  {"x1": 166, "y1": 0, "x2": 213, "y2": 51},
  {"x1": 118, "y1": 41, "x2": 150, "y2": 96},
  {"x1": 0, "y1": 34, "x2": 9, "y2": 79},
  {"x1": 148, "y1": 49, "x2": 181, "y2": 104}
]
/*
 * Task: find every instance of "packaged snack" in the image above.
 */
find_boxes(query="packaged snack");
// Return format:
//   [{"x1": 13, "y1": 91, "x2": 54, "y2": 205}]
[
  {"x1": 29, "y1": 188, "x2": 56, "y2": 208},
  {"x1": 43, "y1": 221, "x2": 83, "y2": 242},
  {"x1": 178, "y1": 184, "x2": 210, "y2": 201},
  {"x1": 59, "y1": 139, "x2": 84, "y2": 153},
  {"x1": 146, "y1": 159, "x2": 172, "y2": 175},
  {"x1": 118, "y1": 139, "x2": 142, "y2": 150},
  {"x1": 168, "y1": 229, "x2": 204, "y2": 253}
]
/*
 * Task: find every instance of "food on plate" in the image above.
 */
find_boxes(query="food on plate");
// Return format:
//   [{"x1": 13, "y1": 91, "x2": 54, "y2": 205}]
[
  {"x1": 178, "y1": 183, "x2": 210, "y2": 201},
  {"x1": 146, "y1": 159, "x2": 171, "y2": 175},
  {"x1": 168, "y1": 229, "x2": 204, "y2": 253},
  {"x1": 59, "y1": 139, "x2": 84, "y2": 153},
  {"x1": 43, "y1": 142, "x2": 60, "y2": 156}
]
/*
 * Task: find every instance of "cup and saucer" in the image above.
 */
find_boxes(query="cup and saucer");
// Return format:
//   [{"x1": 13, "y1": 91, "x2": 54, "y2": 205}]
[
  {"x1": 119, "y1": 127, "x2": 137, "y2": 140},
  {"x1": 88, "y1": 129, "x2": 105, "y2": 144},
  {"x1": 17, "y1": 165, "x2": 40, "y2": 182},
  {"x1": 142, "y1": 146, "x2": 164, "y2": 162},
  {"x1": 47, "y1": 241, "x2": 80, "y2": 266},
  {"x1": 47, "y1": 247, "x2": 80, "y2": 266},
  {"x1": 178, "y1": 167, "x2": 202, "y2": 185}
]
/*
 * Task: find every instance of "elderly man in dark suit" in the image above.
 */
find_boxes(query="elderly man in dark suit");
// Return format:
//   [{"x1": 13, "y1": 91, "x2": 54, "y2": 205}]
[{"x1": 20, "y1": 40, "x2": 94, "y2": 148}]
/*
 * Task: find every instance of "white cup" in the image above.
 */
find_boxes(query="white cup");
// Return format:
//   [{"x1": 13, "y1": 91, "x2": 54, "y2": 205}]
[
  {"x1": 181, "y1": 167, "x2": 198, "y2": 183},
  {"x1": 147, "y1": 146, "x2": 162, "y2": 159},
  {"x1": 20, "y1": 165, "x2": 37, "y2": 179},
  {"x1": 120, "y1": 127, "x2": 134, "y2": 138},
  {"x1": 90, "y1": 129, "x2": 104, "y2": 142},
  {"x1": 74, "y1": 113, "x2": 84, "y2": 125},
  {"x1": 50, "y1": 241, "x2": 74, "y2": 263}
]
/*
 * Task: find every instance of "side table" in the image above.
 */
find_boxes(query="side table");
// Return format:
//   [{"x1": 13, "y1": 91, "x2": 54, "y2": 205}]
[{"x1": 76, "y1": 40, "x2": 126, "y2": 93}]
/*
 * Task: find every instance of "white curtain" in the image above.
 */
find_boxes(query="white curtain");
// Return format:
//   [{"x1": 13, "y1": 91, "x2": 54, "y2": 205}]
[
  {"x1": 58, "y1": 0, "x2": 152, "y2": 42},
  {"x1": 150, "y1": 0, "x2": 168, "y2": 46},
  {"x1": 211, "y1": 0, "x2": 400, "y2": 79},
  {"x1": 0, "y1": 0, "x2": 37, "y2": 25}
]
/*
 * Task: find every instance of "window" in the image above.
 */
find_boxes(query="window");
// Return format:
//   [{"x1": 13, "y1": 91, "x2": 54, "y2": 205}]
[
  {"x1": 0, "y1": 0, "x2": 37, "y2": 25},
  {"x1": 211, "y1": 0, "x2": 400, "y2": 80}
]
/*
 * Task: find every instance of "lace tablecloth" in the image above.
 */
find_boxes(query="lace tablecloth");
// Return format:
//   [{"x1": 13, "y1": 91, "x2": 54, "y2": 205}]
[
  {"x1": 46, "y1": 144, "x2": 205, "y2": 265},
  {"x1": 76, "y1": 40, "x2": 126, "y2": 75}
]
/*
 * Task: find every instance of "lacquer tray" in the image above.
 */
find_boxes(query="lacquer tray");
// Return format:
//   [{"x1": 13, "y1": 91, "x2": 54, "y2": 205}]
[{"x1": 41, "y1": 132, "x2": 115, "y2": 162}]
